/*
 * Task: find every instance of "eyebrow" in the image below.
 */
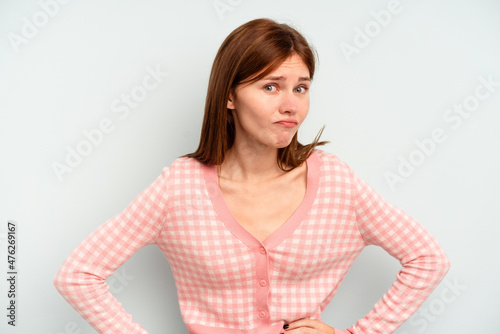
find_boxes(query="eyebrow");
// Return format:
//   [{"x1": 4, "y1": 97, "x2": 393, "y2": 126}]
[{"x1": 262, "y1": 75, "x2": 311, "y2": 82}]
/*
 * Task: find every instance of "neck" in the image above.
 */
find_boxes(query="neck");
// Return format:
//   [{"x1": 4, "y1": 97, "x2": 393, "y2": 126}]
[{"x1": 219, "y1": 143, "x2": 284, "y2": 183}]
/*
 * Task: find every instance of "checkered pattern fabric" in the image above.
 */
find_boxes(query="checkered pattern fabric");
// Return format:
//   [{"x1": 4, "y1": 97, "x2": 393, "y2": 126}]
[{"x1": 54, "y1": 149, "x2": 450, "y2": 333}]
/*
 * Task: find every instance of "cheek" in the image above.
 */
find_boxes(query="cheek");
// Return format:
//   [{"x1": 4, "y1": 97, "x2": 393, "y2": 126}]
[
  {"x1": 234, "y1": 108, "x2": 270, "y2": 139},
  {"x1": 242, "y1": 107, "x2": 268, "y2": 127},
  {"x1": 239, "y1": 102, "x2": 273, "y2": 126},
  {"x1": 302, "y1": 103, "x2": 309, "y2": 116},
  {"x1": 299, "y1": 101, "x2": 310, "y2": 122}
]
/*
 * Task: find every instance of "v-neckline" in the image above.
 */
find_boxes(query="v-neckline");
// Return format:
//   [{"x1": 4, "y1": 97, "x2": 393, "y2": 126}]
[{"x1": 202, "y1": 151, "x2": 320, "y2": 250}]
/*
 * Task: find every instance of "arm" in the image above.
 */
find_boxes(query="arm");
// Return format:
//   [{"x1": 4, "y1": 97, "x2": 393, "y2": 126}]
[
  {"x1": 338, "y1": 164, "x2": 450, "y2": 334},
  {"x1": 53, "y1": 167, "x2": 170, "y2": 334}
]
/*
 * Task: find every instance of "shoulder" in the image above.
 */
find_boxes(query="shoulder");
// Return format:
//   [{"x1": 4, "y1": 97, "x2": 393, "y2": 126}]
[
  {"x1": 156, "y1": 157, "x2": 209, "y2": 195},
  {"x1": 169, "y1": 156, "x2": 204, "y2": 170},
  {"x1": 310, "y1": 149, "x2": 361, "y2": 195},
  {"x1": 162, "y1": 156, "x2": 210, "y2": 181},
  {"x1": 311, "y1": 149, "x2": 352, "y2": 175}
]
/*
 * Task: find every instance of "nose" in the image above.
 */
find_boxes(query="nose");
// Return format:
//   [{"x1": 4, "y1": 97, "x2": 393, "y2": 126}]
[{"x1": 279, "y1": 90, "x2": 298, "y2": 114}]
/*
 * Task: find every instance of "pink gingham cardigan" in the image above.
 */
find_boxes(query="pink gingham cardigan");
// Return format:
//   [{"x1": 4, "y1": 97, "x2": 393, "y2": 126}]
[{"x1": 54, "y1": 149, "x2": 450, "y2": 333}]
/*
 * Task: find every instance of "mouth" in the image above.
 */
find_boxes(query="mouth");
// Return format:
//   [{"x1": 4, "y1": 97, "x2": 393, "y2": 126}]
[{"x1": 274, "y1": 120, "x2": 298, "y2": 128}]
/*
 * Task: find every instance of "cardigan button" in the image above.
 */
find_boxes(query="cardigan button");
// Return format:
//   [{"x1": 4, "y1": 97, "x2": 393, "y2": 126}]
[
  {"x1": 259, "y1": 279, "x2": 267, "y2": 287},
  {"x1": 259, "y1": 310, "x2": 266, "y2": 318},
  {"x1": 259, "y1": 247, "x2": 266, "y2": 254}
]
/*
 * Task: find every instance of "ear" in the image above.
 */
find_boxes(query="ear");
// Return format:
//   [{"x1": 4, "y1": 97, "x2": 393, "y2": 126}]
[{"x1": 227, "y1": 91, "x2": 235, "y2": 110}]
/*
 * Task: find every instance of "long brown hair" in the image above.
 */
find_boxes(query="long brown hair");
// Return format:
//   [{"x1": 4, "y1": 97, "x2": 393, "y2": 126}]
[{"x1": 183, "y1": 18, "x2": 328, "y2": 170}]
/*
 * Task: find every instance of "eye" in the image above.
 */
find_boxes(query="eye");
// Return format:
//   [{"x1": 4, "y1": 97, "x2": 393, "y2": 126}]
[
  {"x1": 264, "y1": 84, "x2": 277, "y2": 92},
  {"x1": 294, "y1": 86, "x2": 309, "y2": 94}
]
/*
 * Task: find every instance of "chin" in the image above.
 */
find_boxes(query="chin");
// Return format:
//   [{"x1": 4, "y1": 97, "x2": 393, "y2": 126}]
[
  {"x1": 272, "y1": 133, "x2": 296, "y2": 147},
  {"x1": 274, "y1": 139, "x2": 294, "y2": 149}
]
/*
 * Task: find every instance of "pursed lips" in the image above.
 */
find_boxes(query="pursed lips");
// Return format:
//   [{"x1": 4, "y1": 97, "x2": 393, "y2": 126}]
[{"x1": 274, "y1": 119, "x2": 298, "y2": 127}]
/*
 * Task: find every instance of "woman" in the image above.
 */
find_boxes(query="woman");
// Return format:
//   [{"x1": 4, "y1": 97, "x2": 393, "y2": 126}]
[{"x1": 54, "y1": 18, "x2": 450, "y2": 334}]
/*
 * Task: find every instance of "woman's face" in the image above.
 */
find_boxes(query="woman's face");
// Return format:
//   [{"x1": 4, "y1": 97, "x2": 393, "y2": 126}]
[{"x1": 227, "y1": 54, "x2": 311, "y2": 151}]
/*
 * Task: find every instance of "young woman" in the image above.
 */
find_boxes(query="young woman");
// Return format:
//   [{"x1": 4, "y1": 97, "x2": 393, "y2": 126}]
[{"x1": 54, "y1": 18, "x2": 450, "y2": 334}]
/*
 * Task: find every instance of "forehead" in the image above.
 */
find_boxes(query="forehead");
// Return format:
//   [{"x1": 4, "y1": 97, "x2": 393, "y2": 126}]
[{"x1": 266, "y1": 54, "x2": 309, "y2": 77}]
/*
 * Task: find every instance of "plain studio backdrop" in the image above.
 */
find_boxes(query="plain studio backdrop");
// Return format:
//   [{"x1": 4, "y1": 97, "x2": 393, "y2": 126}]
[{"x1": 1, "y1": 0, "x2": 499, "y2": 333}]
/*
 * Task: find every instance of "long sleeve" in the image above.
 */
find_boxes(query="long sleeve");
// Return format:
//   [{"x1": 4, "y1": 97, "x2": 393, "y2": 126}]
[
  {"x1": 53, "y1": 167, "x2": 170, "y2": 334},
  {"x1": 336, "y1": 164, "x2": 450, "y2": 334}
]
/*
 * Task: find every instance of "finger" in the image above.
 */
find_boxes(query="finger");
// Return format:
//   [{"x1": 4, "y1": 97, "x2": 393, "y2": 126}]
[
  {"x1": 284, "y1": 318, "x2": 320, "y2": 330},
  {"x1": 283, "y1": 319, "x2": 334, "y2": 334},
  {"x1": 282, "y1": 328, "x2": 314, "y2": 334}
]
